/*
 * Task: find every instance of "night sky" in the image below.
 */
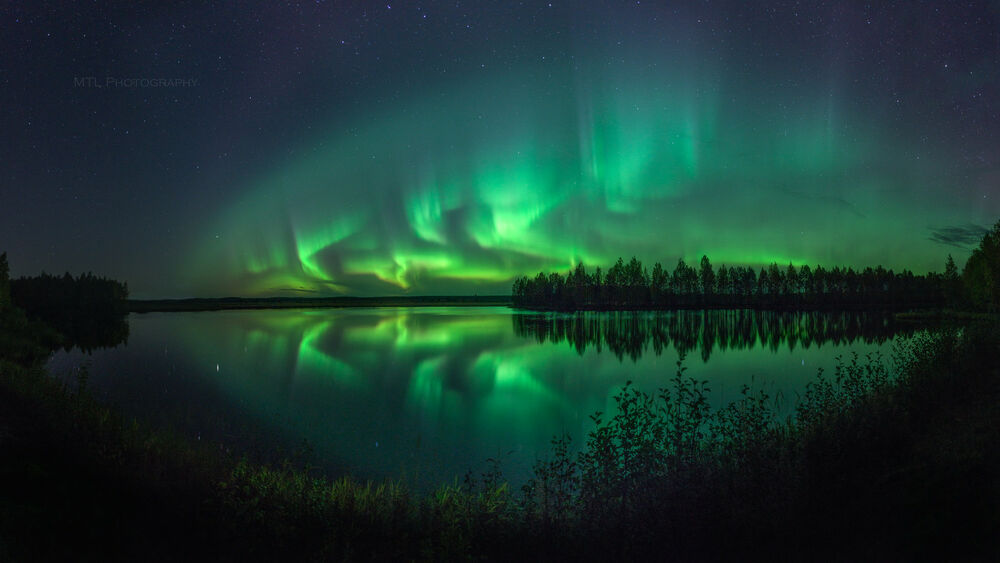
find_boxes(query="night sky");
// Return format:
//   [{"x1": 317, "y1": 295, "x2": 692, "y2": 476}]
[{"x1": 3, "y1": 2, "x2": 999, "y2": 298}]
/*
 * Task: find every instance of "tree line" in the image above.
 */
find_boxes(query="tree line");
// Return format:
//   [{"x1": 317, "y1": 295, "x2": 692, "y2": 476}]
[
  {"x1": 510, "y1": 219, "x2": 1000, "y2": 312},
  {"x1": 0, "y1": 253, "x2": 11, "y2": 314},
  {"x1": 512, "y1": 254, "x2": 957, "y2": 310},
  {"x1": 7, "y1": 266, "x2": 130, "y2": 350},
  {"x1": 961, "y1": 220, "x2": 1000, "y2": 312}
]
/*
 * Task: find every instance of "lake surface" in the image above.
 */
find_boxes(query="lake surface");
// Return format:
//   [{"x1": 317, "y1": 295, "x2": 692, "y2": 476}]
[{"x1": 47, "y1": 307, "x2": 917, "y2": 490}]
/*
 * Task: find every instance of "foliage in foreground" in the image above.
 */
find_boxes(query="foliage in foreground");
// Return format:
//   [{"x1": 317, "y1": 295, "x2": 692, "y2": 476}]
[
  {"x1": 0, "y1": 359, "x2": 517, "y2": 561},
  {"x1": 518, "y1": 326, "x2": 999, "y2": 559},
  {"x1": 2, "y1": 316, "x2": 998, "y2": 560}
]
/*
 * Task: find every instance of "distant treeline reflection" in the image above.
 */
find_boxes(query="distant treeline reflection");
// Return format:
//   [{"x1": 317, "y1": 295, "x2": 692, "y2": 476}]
[
  {"x1": 9, "y1": 270, "x2": 129, "y2": 351},
  {"x1": 512, "y1": 310, "x2": 917, "y2": 362}
]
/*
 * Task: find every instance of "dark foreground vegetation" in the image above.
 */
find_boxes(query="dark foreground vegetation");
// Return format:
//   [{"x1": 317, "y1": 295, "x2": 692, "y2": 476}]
[
  {"x1": 8, "y1": 267, "x2": 129, "y2": 351},
  {"x1": 517, "y1": 327, "x2": 999, "y2": 560},
  {"x1": 1, "y1": 250, "x2": 999, "y2": 560}
]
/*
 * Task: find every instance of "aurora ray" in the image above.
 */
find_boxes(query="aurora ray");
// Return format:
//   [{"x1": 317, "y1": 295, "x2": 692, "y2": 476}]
[{"x1": 3, "y1": 2, "x2": 996, "y2": 297}]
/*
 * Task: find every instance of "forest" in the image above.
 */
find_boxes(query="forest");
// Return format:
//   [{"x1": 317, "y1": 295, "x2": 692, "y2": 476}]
[
  {"x1": 1, "y1": 222, "x2": 999, "y2": 560},
  {"x1": 5, "y1": 263, "x2": 130, "y2": 350},
  {"x1": 513, "y1": 221, "x2": 1000, "y2": 312},
  {"x1": 513, "y1": 254, "x2": 962, "y2": 311}
]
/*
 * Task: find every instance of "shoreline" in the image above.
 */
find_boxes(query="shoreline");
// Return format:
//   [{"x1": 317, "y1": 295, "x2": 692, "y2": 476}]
[
  {"x1": 128, "y1": 295, "x2": 512, "y2": 313},
  {"x1": 127, "y1": 297, "x2": 990, "y2": 319}
]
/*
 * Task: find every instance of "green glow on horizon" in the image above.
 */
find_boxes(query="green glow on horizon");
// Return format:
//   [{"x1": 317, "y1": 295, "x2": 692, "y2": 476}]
[{"x1": 190, "y1": 59, "x2": 966, "y2": 297}]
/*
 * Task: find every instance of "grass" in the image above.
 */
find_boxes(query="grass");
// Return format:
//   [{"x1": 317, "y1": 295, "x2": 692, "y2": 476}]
[{"x1": 1, "y1": 311, "x2": 998, "y2": 560}]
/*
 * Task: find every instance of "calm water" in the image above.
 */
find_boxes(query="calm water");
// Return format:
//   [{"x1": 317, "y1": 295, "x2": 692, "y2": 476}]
[{"x1": 48, "y1": 307, "x2": 916, "y2": 490}]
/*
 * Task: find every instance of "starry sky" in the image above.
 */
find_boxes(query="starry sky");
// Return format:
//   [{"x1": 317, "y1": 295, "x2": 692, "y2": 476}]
[{"x1": 3, "y1": 1, "x2": 999, "y2": 298}]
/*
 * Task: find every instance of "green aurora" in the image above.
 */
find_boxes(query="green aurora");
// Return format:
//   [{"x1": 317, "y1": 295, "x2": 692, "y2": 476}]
[
  {"x1": 54, "y1": 307, "x2": 905, "y2": 488},
  {"x1": 4, "y1": 3, "x2": 997, "y2": 298},
  {"x1": 184, "y1": 23, "x2": 994, "y2": 297}
]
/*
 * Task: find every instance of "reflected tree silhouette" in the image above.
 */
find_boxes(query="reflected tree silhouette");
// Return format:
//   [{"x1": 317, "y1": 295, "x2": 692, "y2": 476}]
[{"x1": 512, "y1": 310, "x2": 914, "y2": 363}]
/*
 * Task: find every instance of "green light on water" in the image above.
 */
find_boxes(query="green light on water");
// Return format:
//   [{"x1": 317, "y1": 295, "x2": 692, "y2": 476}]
[{"x1": 295, "y1": 322, "x2": 363, "y2": 388}]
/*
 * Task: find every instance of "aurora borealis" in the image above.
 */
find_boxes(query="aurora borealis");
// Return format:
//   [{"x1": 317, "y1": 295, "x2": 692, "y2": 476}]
[
  {"x1": 3, "y1": 2, "x2": 999, "y2": 297},
  {"x1": 47, "y1": 307, "x2": 902, "y2": 489}
]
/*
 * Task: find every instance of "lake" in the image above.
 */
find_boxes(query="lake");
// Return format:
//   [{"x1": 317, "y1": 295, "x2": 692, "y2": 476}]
[{"x1": 47, "y1": 306, "x2": 918, "y2": 491}]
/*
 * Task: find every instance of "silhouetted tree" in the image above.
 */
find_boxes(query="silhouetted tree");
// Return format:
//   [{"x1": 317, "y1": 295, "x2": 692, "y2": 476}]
[
  {"x1": 737, "y1": 266, "x2": 756, "y2": 302},
  {"x1": 811, "y1": 265, "x2": 826, "y2": 297},
  {"x1": 962, "y1": 220, "x2": 1000, "y2": 312},
  {"x1": 568, "y1": 263, "x2": 588, "y2": 307},
  {"x1": 756, "y1": 267, "x2": 769, "y2": 299},
  {"x1": 767, "y1": 263, "x2": 784, "y2": 302},
  {"x1": 785, "y1": 263, "x2": 798, "y2": 297},
  {"x1": 716, "y1": 265, "x2": 730, "y2": 305},
  {"x1": 699, "y1": 255, "x2": 715, "y2": 302},
  {"x1": 943, "y1": 254, "x2": 961, "y2": 308},
  {"x1": 511, "y1": 252, "x2": 952, "y2": 311},
  {"x1": 672, "y1": 259, "x2": 690, "y2": 300},
  {"x1": 650, "y1": 262, "x2": 668, "y2": 306},
  {"x1": 593, "y1": 266, "x2": 604, "y2": 304},
  {"x1": 625, "y1": 256, "x2": 649, "y2": 307},
  {"x1": 606, "y1": 258, "x2": 626, "y2": 307},
  {"x1": 845, "y1": 268, "x2": 859, "y2": 300},
  {"x1": 9, "y1": 269, "x2": 129, "y2": 350},
  {"x1": 798, "y1": 264, "x2": 813, "y2": 302},
  {"x1": 0, "y1": 252, "x2": 9, "y2": 313}
]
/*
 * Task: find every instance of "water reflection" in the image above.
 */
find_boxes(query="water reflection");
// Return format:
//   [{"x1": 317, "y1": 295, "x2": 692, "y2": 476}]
[
  {"x1": 49, "y1": 307, "x2": 915, "y2": 491},
  {"x1": 55, "y1": 314, "x2": 130, "y2": 352},
  {"x1": 513, "y1": 309, "x2": 915, "y2": 362}
]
